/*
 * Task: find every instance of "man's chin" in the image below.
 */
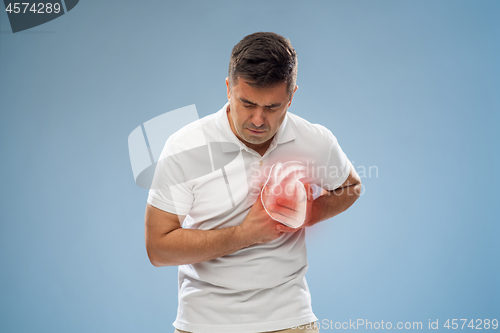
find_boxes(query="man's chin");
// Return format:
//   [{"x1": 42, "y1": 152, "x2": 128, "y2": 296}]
[{"x1": 243, "y1": 136, "x2": 268, "y2": 145}]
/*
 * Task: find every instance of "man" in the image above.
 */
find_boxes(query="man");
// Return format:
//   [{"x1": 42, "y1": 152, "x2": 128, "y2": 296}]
[{"x1": 145, "y1": 32, "x2": 362, "y2": 333}]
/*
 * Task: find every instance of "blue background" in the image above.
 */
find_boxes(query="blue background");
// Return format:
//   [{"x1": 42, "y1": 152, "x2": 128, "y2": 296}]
[{"x1": 1, "y1": 1, "x2": 498, "y2": 332}]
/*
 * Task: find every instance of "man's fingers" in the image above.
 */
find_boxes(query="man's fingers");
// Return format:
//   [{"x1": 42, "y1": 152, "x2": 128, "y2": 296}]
[
  {"x1": 268, "y1": 204, "x2": 300, "y2": 220},
  {"x1": 276, "y1": 223, "x2": 299, "y2": 233},
  {"x1": 303, "y1": 183, "x2": 314, "y2": 201},
  {"x1": 275, "y1": 197, "x2": 300, "y2": 212}
]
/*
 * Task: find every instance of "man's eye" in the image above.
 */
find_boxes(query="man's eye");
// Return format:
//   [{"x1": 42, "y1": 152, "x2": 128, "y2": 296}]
[{"x1": 243, "y1": 104, "x2": 253, "y2": 108}]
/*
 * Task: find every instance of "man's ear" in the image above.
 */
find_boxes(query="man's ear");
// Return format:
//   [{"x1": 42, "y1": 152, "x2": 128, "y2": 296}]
[
  {"x1": 226, "y1": 77, "x2": 231, "y2": 101},
  {"x1": 288, "y1": 85, "x2": 298, "y2": 106}
]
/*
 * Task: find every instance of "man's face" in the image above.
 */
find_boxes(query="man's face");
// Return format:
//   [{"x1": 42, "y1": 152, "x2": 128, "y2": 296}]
[{"x1": 226, "y1": 77, "x2": 297, "y2": 154}]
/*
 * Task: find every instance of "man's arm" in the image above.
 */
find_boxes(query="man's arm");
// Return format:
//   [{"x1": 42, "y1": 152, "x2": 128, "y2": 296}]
[
  {"x1": 276, "y1": 162, "x2": 362, "y2": 232},
  {"x1": 145, "y1": 192, "x2": 285, "y2": 267},
  {"x1": 145, "y1": 162, "x2": 361, "y2": 266},
  {"x1": 308, "y1": 161, "x2": 362, "y2": 225}
]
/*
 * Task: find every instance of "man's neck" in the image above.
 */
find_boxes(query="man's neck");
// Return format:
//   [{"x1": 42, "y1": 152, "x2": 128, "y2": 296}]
[
  {"x1": 226, "y1": 108, "x2": 273, "y2": 156},
  {"x1": 249, "y1": 139, "x2": 273, "y2": 156}
]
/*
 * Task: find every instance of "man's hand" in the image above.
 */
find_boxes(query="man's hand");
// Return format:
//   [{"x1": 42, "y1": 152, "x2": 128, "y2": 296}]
[
  {"x1": 274, "y1": 163, "x2": 362, "y2": 233},
  {"x1": 236, "y1": 190, "x2": 286, "y2": 245},
  {"x1": 268, "y1": 182, "x2": 315, "y2": 233}
]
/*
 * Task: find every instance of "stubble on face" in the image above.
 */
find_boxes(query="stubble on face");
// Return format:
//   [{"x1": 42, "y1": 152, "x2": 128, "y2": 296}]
[{"x1": 226, "y1": 78, "x2": 293, "y2": 154}]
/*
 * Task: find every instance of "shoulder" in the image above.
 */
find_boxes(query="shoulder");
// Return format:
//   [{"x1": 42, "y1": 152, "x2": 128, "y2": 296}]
[
  {"x1": 167, "y1": 112, "x2": 218, "y2": 153},
  {"x1": 286, "y1": 112, "x2": 339, "y2": 145}
]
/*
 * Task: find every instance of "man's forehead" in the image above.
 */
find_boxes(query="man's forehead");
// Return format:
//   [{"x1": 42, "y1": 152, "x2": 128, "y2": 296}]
[{"x1": 232, "y1": 78, "x2": 289, "y2": 105}]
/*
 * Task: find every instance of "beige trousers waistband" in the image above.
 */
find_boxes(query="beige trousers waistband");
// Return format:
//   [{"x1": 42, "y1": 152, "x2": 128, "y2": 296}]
[{"x1": 174, "y1": 321, "x2": 319, "y2": 333}]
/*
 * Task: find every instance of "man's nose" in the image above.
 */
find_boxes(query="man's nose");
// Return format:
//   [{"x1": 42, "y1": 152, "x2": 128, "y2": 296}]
[{"x1": 251, "y1": 108, "x2": 265, "y2": 128}]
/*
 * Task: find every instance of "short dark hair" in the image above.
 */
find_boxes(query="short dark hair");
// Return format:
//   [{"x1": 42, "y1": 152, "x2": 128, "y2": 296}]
[{"x1": 228, "y1": 32, "x2": 298, "y2": 97}]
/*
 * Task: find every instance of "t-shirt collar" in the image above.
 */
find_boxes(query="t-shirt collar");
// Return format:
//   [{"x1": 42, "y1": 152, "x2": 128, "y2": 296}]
[{"x1": 215, "y1": 102, "x2": 295, "y2": 154}]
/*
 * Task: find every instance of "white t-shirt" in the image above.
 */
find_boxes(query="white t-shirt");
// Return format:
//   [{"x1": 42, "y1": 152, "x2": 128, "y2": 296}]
[{"x1": 147, "y1": 103, "x2": 350, "y2": 333}]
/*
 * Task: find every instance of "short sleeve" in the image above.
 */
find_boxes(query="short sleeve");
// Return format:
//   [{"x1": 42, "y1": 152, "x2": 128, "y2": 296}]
[
  {"x1": 147, "y1": 138, "x2": 194, "y2": 216},
  {"x1": 321, "y1": 130, "x2": 351, "y2": 191}
]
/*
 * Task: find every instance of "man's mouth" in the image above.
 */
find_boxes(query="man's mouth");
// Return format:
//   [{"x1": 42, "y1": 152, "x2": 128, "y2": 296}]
[
  {"x1": 246, "y1": 128, "x2": 266, "y2": 134},
  {"x1": 245, "y1": 127, "x2": 267, "y2": 134}
]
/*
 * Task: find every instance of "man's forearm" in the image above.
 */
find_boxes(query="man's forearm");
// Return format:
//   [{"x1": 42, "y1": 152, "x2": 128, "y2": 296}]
[
  {"x1": 148, "y1": 183, "x2": 361, "y2": 266},
  {"x1": 149, "y1": 225, "x2": 252, "y2": 267},
  {"x1": 310, "y1": 183, "x2": 361, "y2": 225},
  {"x1": 147, "y1": 192, "x2": 286, "y2": 267}
]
